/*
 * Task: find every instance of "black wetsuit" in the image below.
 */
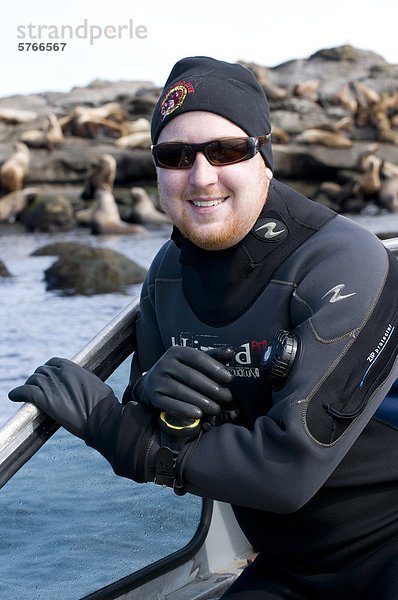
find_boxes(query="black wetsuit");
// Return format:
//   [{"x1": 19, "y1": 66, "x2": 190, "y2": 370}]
[{"x1": 131, "y1": 179, "x2": 398, "y2": 599}]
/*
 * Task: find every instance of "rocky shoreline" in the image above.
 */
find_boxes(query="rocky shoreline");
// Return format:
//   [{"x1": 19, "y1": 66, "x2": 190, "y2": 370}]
[
  {"x1": 1, "y1": 44, "x2": 398, "y2": 291},
  {"x1": 0, "y1": 45, "x2": 397, "y2": 196}
]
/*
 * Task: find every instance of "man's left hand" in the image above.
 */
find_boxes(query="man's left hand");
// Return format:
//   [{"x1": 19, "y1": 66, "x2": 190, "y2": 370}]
[
  {"x1": 8, "y1": 357, "x2": 116, "y2": 438},
  {"x1": 9, "y1": 357, "x2": 160, "y2": 483}
]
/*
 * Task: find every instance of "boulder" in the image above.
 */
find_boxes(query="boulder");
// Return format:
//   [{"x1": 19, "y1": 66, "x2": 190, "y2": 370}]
[
  {"x1": 33, "y1": 242, "x2": 147, "y2": 295},
  {"x1": 19, "y1": 193, "x2": 74, "y2": 231},
  {"x1": 0, "y1": 258, "x2": 11, "y2": 277}
]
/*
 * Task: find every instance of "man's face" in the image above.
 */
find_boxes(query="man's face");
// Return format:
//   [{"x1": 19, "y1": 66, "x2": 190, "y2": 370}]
[{"x1": 156, "y1": 111, "x2": 273, "y2": 250}]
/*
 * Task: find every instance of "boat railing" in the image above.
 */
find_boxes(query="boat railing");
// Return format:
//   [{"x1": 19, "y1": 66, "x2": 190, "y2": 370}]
[
  {"x1": 380, "y1": 237, "x2": 398, "y2": 253},
  {"x1": 0, "y1": 294, "x2": 140, "y2": 489}
]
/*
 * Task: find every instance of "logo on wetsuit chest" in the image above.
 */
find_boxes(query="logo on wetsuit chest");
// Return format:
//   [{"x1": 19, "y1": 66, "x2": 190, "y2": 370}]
[
  {"x1": 252, "y1": 218, "x2": 288, "y2": 242},
  {"x1": 170, "y1": 333, "x2": 268, "y2": 379},
  {"x1": 321, "y1": 284, "x2": 356, "y2": 303}
]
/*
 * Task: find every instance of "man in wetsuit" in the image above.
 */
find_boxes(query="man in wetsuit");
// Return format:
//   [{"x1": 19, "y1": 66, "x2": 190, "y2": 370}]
[{"x1": 10, "y1": 57, "x2": 398, "y2": 599}]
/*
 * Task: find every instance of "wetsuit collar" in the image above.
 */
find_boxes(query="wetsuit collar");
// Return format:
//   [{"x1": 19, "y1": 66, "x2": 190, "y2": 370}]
[{"x1": 174, "y1": 180, "x2": 336, "y2": 326}]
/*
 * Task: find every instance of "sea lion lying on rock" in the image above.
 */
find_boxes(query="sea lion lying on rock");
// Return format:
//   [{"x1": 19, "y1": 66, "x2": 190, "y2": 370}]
[
  {"x1": 91, "y1": 186, "x2": 146, "y2": 235},
  {"x1": 296, "y1": 128, "x2": 353, "y2": 148},
  {"x1": 0, "y1": 142, "x2": 30, "y2": 192},
  {"x1": 0, "y1": 108, "x2": 38, "y2": 125},
  {"x1": 241, "y1": 62, "x2": 288, "y2": 101},
  {"x1": 60, "y1": 103, "x2": 127, "y2": 139},
  {"x1": 270, "y1": 126, "x2": 290, "y2": 144},
  {"x1": 293, "y1": 80, "x2": 320, "y2": 101},
  {"x1": 122, "y1": 117, "x2": 150, "y2": 134},
  {"x1": 20, "y1": 113, "x2": 64, "y2": 149},
  {"x1": 115, "y1": 131, "x2": 152, "y2": 149}
]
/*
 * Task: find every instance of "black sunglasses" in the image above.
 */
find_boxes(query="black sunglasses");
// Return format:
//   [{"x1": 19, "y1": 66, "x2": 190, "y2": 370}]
[{"x1": 151, "y1": 134, "x2": 271, "y2": 170}]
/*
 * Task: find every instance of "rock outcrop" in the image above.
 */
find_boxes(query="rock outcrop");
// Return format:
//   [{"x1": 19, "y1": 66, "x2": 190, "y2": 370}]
[
  {"x1": 0, "y1": 46, "x2": 398, "y2": 213},
  {"x1": 0, "y1": 258, "x2": 11, "y2": 277},
  {"x1": 32, "y1": 242, "x2": 147, "y2": 295}
]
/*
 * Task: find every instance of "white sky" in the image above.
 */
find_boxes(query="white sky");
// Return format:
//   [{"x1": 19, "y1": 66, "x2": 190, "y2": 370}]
[{"x1": 0, "y1": 0, "x2": 397, "y2": 98}]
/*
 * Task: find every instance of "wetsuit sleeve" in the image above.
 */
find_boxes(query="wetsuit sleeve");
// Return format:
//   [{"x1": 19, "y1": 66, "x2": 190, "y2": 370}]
[{"x1": 178, "y1": 226, "x2": 398, "y2": 513}]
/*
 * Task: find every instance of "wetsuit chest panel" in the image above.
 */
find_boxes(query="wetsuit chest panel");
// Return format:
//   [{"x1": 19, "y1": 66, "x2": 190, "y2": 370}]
[{"x1": 154, "y1": 279, "x2": 294, "y2": 425}]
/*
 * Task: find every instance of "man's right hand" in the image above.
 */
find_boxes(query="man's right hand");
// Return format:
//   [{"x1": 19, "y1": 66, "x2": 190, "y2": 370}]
[{"x1": 131, "y1": 346, "x2": 234, "y2": 420}]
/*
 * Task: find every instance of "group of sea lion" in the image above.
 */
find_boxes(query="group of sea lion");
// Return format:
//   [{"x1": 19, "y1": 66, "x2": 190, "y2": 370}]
[
  {"x1": 0, "y1": 141, "x2": 169, "y2": 233},
  {"x1": 0, "y1": 93, "x2": 169, "y2": 231},
  {"x1": 1, "y1": 69, "x2": 398, "y2": 223},
  {"x1": 59, "y1": 103, "x2": 151, "y2": 149},
  {"x1": 315, "y1": 144, "x2": 398, "y2": 213},
  {"x1": 76, "y1": 153, "x2": 169, "y2": 234},
  {"x1": 0, "y1": 142, "x2": 36, "y2": 222},
  {"x1": 0, "y1": 101, "x2": 153, "y2": 150},
  {"x1": 243, "y1": 61, "x2": 398, "y2": 149}
]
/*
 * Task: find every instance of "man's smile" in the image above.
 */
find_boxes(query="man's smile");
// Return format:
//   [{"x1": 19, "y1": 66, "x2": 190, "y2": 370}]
[{"x1": 189, "y1": 197, "x2": 228, "y2": 208}]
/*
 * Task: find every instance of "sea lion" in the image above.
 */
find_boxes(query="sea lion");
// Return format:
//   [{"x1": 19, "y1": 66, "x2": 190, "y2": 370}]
[
  {"x1": 308, "y1": 117, "x2": 353, "y2": 136},
  {"x1": 0, "y1": 142, "x2": 30, "y2": 192},
  {"x1": 75, "y1": 204, "x2": 95, "y2": 227},
  {"x1": 313, "y1": 181, "x2": 344, "y2": 212},
  {"x1": 357, "y1": 155, "x2": 382, "y2": 196},
  {"x1": 240, "y1": 62, "x2": 288, "y2": 101},
  {"x1": 60, "y1": 103, "x2": 127, "y2": 138},
  {"x1": 332, "y1": 84, "x2": 358, "y2": 114},
  {"x1": 81, "y1": 154, "x2": 117, "y2": 201},
  {"x1": 369, "y1": 95, "x2": 398, "y2": 144},
  {"x1": 123, "y1": 118, "x2": 150, "y2": 134},
  {"x1": 0, "y1": 108, "x2": 38, "y2": 125},
  {"x1": 270, "y1": 126, "x2": 290, "y2": 144},
  {"x1": 128, "y1": 187, "x2": 171, "y2": 224},
  {"x1": 322, "y1": 116, "x2": 353, "y2": 134},
  {"x1": 0, "y1": 187, "x2": 37, "y2": 222},
  {"x1": 91, "y1": 187, "x2": 146, "y2": 235},
  {"x1": 293, "y1": 80, "x2": 320, "y2": 101},
  {"x1": 86, "y1": 102, "x2": 126, "y2": 123},
  {"x1": 350, "y1": 81, "x2": 380, "y2": 109},
  {"x1": 295, "y1": 129, "x2": 353, "y2": 148},
  {"x1": 115, "y1": 131, "x2": 152, "y2": 149},
  {"x1": 381, "y1": 160, "x2": 398, "y2": 179},
  {"x1": 20, "y1": 113, "x2": 64, "y2": 149},
  {"x1": 379, "y1": 176, "x2": 398, "y2": 212}
]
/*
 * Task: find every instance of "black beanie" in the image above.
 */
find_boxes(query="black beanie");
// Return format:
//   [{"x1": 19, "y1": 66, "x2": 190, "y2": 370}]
[{"x1": 151, "y1": 56, "x2": 273, "y2": 170}]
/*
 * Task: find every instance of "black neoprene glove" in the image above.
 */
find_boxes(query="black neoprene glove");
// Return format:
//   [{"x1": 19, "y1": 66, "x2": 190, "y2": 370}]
[
  {"x1": 131, "y1": 346, "x2": 234, "y2": 420},
  {"x1": 8, "y1": 357, "x2": 159, "y2": 483}
]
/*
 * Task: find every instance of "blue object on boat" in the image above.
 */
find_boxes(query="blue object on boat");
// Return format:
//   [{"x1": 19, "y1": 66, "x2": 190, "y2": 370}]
[{"x1": 374, "y1": 379, "x2": 398, "y2": 429}]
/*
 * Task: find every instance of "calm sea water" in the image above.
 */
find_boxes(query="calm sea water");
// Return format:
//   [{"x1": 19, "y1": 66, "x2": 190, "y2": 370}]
[{"x1": 0, "y1": 222, "x2": 202, "y2": 599}]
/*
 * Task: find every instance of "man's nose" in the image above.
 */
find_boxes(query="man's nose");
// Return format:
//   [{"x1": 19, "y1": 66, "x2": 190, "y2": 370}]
[{"x1": 188, "y1": 152, "x2": 219, "y2": 187}]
